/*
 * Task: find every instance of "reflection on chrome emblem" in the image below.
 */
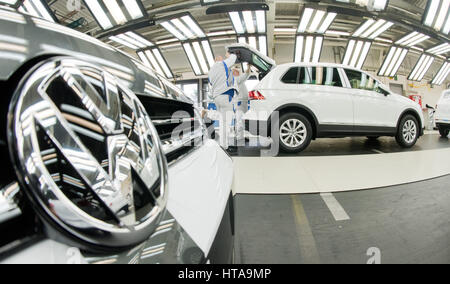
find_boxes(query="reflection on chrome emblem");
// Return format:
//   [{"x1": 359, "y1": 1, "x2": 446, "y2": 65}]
[{"x1": 8, "y1": 57, "x2": 168, "y2": 250}]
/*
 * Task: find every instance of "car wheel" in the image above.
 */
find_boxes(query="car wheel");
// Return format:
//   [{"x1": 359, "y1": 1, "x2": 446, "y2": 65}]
[
  {"x1": 278, "y1": 113, "x2": 312, "y2": 153},
  {"x1": 439, "y1": 127, "x2": 449, "y2": 138},
  {"x1": 396, "y1": 115, "x2": 419, "y2": 148}
]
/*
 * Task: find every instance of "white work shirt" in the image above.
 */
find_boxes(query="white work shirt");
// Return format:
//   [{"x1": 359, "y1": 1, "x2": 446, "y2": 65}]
[
  {"x1": 208, "y1": 54, "x2": 237, "y2": 98},
  {"x1": 235, "y1": 73, "x2": 250, "y2": 102}
]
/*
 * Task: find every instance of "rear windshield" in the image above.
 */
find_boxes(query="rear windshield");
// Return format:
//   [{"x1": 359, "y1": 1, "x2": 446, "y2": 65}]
[{"x1": 252, "y1": 54, "x2": 271, "y2": 72}]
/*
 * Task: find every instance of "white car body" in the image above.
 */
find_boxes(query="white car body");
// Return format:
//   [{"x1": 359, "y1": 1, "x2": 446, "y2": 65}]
[
  {"x1": 435, "y1": 90, "x2": 450, "y2": 127},
  {"x1": 244, "y1": 63, "x2": 425, "y2": 139}
]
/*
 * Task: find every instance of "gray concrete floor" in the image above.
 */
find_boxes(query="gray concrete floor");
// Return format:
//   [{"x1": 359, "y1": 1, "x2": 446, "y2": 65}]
[
  {"x1": 234, "y1": 174, "x2": 450, "y2": 264},
  {"x1": 234, "y1": 134, "x2": 450, "y2": 157}
]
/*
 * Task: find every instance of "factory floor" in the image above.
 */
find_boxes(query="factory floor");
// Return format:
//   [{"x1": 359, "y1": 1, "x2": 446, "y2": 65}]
[{"x1": 232, "y1": 132, "x2": 450, "y2": 264}]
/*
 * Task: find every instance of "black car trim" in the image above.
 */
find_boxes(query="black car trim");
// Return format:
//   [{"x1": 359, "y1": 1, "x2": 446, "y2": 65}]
[{"x1": 206, "y1": 193, "x2": 235, "y2": 264}]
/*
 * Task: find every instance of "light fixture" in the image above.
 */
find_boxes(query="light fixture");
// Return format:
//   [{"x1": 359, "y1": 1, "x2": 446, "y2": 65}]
[
  {"x1": 18, "y1": 0, "x2": 55, "y2": 22},
  {"x1": 432, "y1": 61, "x2": 450, "y2": 85},
  {"x1": 395, "y1": 32, "x2": 430, "y2": 47},
  {"x1": 160, "y1": 14, "x2": 206, "y2": 41},
  {"x1": 294, "y1": 8, "x2": 336, "y2": 63},
  {"x1": 342, "y1": 39, "x2": 372, "y2": 69},
  {"x1": 334, "y1": 0, "x2": 389, "y2": 11},
  {"x1": 408, "y1": 54, "x2": 435, "y2": 81},
  {"x1": 137, "y1": 48, "x2": 173, "y2": 79},
  {"x1": 237, "y1": 35, "x2": 268, "y2": 56},
  {"x1": 297, "y1": 8, "x2": 337, "y2": 34},
  {"x1": 295, "y1": 35, "x2": 324, "y2": 63},
  {"x1": 109, "y1": 32, "x2": 153, "y2": 50},
  {"x1": 378, "y1": 46, "x2": 409, "y2": 77},
  {"x1": 353, "y1": 19, "x2": 394, "y2": 39},
  {"x1": 423, "y1": 0, "x2": 450, "y2": 35},
  {"x1": 228, "y1": 9, "x2": 268, "y2": 55},
  {"x1": 0, "y1": 0, "x2": 20, "y2": 6},
  {"x1": 182, "y1": 40, "x2": 215, "y2": 76},
  {"x1": 83, "y1": 0, "x2": 146, "y2": 30},
  {"x1": 427, "y1": 43, "x2": 450, "y2": 56},
  {"x1": 229, "y1": 10, "x2": 266, "y2": 35},
  {"x1": 159, "y1": 14, "x2": 214, "y2": 76}
]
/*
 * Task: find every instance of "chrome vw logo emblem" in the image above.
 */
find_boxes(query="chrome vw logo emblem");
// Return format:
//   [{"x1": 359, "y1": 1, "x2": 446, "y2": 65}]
[{"x1": 8, "y1": 57, "x2": 168, "y2": 250}]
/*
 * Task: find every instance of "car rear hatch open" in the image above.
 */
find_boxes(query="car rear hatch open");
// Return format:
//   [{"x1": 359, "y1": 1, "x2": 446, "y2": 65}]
[{"x1": 226, "y1": 43, "x2": 276, "y2": 79}]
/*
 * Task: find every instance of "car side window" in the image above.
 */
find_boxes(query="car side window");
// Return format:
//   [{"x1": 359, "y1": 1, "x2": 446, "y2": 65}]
[
  {"x1": 300, "y1": 67, "x2": 343, "y2": 87},
  {"x1": 345, "y1": 69, "x2": 378, "y2": 91},
  {"x1": 281, "y1": 67, "x2": 300, "y2": 84}
]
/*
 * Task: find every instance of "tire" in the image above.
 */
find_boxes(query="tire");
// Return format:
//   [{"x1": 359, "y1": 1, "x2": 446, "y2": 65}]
[
  {"x1": 277, "y1": 113, "x2": 312, "y2": 153},
  {"x1": 396, "y1": 115, "x2": 419, "y2": 148},
  {"x1": 439, "y1": 127, "x2": 449, "y2": 138}
]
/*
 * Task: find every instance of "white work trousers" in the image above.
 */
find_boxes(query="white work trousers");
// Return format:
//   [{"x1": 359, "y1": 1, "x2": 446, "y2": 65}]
[{"x1": 214, "y1": 94, "x2": 235, "y2": 149}]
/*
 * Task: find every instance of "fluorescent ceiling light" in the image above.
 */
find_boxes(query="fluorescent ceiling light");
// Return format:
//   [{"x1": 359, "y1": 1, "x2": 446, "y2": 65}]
[
  {"x1": 182, "y1": 40, "x2": 215, "y2": 76},
  {"x1": 396, "y1": 32, "x2": 430, "y2": 47},
  {"x1": 298, "y1": 8, "x2": 313, "y2": 33},
  {"x1": 153, "y1": 49, "x2": 173, "y2": 79},
  {"x1": 343, "y1": 39, "x2": 372, "y2": 69},
  {"x1": 20, "y1": 0, "x2": 55, "y2": 22},
  {"x1": 124, "y1": 0, "x2": 143, "y2": 20},
  {"x1": 137, "y1": 48, "x2": 173, "y2": 79},
  {"x1": 237, "y1": 36, "x2": 268, "y2": 56},
  {"x1": 295, "y1": 35, "x2": 323, "y2": 63},
  {"x1": 229, "y1": 12, "x2": 245, "y2": 34},
  {"x1": 161, "y1": 14, "x2": 206, "y2": 41},
  {"x1": 0, "y1": 0, "x2": 19, "y2": 5},
  {"x1": 137, "y1": 47, "x2": 173, "y2": 79},
  {"x1": 408, "y1": 54, "x2": 435, "y2": 81},
  {"x1": 256, "y1": 10, "x2": 266, "y2": 33},
  {"x1": 202, "y1": 40, "x2": 215, "y2": 67},
  {"x1": 354, "y1": 19, "x2": 394, "y2": 39},
  {"x1": 334, "y1": 0, "x2": 388, "y2": 11},
  {"x1": 243, "y1": 11, "x2": 255, "y2": 34},
  {"x1": 109, "y1": 32, "x2": 153, "y2": 50},
  {"x1": 258, "y1": 36, "x2": 267, "y2": 57},
  {"x1": 432, "y1": 61, "x2": 450, "y2": 85},
  {"x1": 229, "y1": 10, "x2": 267, "y2": 35},
  {"x1": 427, "y1": 43, "x2": 450, "y2": 55},
  {"x1": 181, "y1": 15, "x2": 205, "y2": 38},
  {"x1": 83, "y1": 0, "x2": 146, "y2": 30},
  {"x1": 379, "y1": 47, "x2": 409, "y2": 77},
  {"x1": 193, "y1": 41, "x2": 209, "y2": 74},
  {"x1": 103, "y1": 0, "x2": 126, "y2": 25},
  {"x1": 171, "y1": 18, "x2": 195, "y2": 39},
  {"x1": 423, "y1": 0, "x2": 450, "y2": 35},
  {"x1": 84, "y1": 0, "x2": 113, "y2": 29},
  {"x1": 297, "y1": 8, "x2": 336, "y2": 34}
]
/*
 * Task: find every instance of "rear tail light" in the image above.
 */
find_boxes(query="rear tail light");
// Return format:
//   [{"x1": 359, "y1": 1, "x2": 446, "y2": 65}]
[{"x1": 249, "y1": 90, "x2": 265, "y2": 100}]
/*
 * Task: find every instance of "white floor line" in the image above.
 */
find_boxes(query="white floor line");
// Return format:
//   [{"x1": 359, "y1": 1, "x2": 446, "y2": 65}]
[
  {"x1": 233, "y1": 148, "x2": 450, "y2": 194},
  {"x1": 372, "y1": 149, "x2": 385, "y2": 154},
  {"x1": 320, "y1": 193, "x2": 350, "y2": 221}
]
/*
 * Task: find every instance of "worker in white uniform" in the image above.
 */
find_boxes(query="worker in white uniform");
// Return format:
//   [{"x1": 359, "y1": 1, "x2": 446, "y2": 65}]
[
  {"x1": 232, "y1": 67, "x2": 251, "y2": 144},
  {"x1": 208, "y1": 52, "x2": 238, "y2": 151}
]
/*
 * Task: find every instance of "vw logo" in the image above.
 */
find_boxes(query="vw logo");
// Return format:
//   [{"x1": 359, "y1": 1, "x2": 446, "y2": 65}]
[{"x1": 8, "y1": 57, "x2": 168, "y2": 251}]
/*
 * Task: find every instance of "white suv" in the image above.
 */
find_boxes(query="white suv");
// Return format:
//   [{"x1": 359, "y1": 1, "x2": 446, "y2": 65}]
[
  {"x1": 227, "y1": 44, "x2": 425, "y2": 153},
  {"x1": 435, "y1": 90, "x2": 450, "y2": 138}
]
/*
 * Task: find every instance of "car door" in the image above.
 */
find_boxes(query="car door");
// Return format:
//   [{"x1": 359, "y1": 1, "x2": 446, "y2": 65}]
[
  {"x1": 300, "y1": 66, "x2": 354, "y2": 128},
  {"x1": 343, "y1": 69, "x2": 398, "y2": 129}
]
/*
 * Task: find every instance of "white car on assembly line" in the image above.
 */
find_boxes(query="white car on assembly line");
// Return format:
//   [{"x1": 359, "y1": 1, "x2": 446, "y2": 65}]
[
  {"x1": 227, "y1": 44, "x2": 425, "y2": 154},
  {"x1": 435, "y1": 90, "x2": 450, "y2": 138}
]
